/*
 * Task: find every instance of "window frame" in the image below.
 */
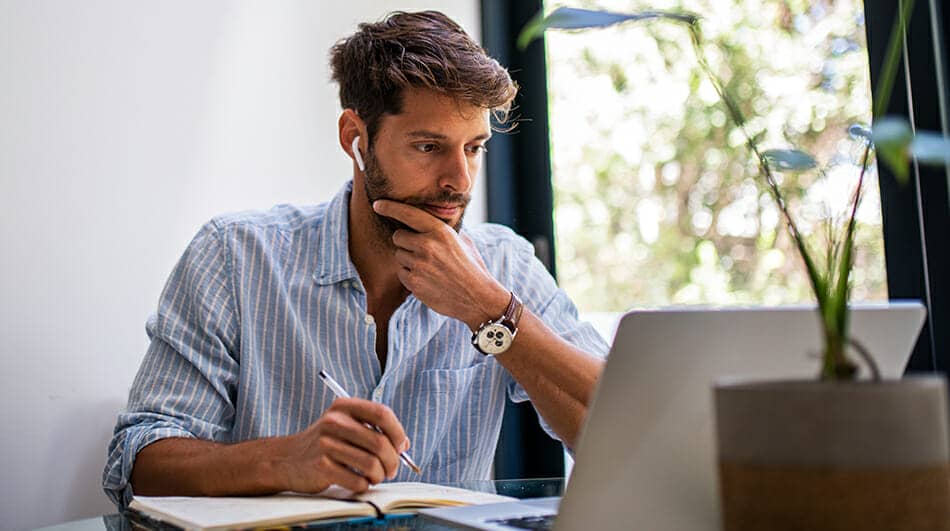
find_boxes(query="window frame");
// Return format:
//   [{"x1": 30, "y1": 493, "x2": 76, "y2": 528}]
[
  {"x1": 865, "y1": 0, "x2": 950, "y2": 373},
  {"x1": 481, "y1": 0, "x2": 563, "y2": 480}
]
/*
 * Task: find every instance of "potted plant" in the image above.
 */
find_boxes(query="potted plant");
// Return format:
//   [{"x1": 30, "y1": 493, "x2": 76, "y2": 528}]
[{"x1": 520, "y1": 4, "x2": 950, "y2": 530}]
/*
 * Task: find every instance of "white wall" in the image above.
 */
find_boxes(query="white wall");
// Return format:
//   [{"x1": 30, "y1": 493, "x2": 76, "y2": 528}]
[{"x1": 0, "y1": 2, "x2": 483, "y2": 529}]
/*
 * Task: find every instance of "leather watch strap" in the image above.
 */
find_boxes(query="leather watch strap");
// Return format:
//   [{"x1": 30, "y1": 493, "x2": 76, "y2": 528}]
[{"x1": 501, "y1": 292, "x2": 523, "y2": 331}]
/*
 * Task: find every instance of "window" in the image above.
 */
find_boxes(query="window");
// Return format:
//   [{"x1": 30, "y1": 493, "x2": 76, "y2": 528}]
[
  {"x1": 480, "y1": 0, "x2": 948, "y2": 480},
  {"x1": 545, "y1": 0, "x2": 888, "y2": 337}
]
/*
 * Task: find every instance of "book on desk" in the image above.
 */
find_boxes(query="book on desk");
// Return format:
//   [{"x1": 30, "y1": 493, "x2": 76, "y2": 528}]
[{"x1": 127, "y1": 482, "x2": 514, "y2": 530}]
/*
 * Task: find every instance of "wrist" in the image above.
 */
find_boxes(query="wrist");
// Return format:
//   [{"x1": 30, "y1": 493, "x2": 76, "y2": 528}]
[
  {"x1": 466, "y1": 284, "x2": 511, "y2": 332},
  {"x1": 256, "y1": 434, "x2": 297, "y2": 493}
]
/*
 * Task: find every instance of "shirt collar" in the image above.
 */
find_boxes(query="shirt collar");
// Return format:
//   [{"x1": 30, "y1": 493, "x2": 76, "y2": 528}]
[{"x1": 312, "y1": 181, "x2": 360, "y2": 285}]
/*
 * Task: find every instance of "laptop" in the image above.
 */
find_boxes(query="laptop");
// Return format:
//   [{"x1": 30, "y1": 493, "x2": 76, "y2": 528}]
[{"x1": 419, "y1": 302, "x2": 927, "y2": 530}]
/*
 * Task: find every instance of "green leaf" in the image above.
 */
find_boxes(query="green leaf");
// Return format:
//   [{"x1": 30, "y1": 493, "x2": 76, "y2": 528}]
[
  {"x1": 832, "y1": 227, "x2": 855, "y2": 336},
  {"x1": 517, "y1": 7, "x2": 699, "y2": 50},
  {"x1": 873, "y1": 0, "x2": 916, "y2": 117},
  {"x1": 910, "y1": 132, "x2": 950, "y2": 167},
  {"x1": 762, "y1": 149, "x2": 817, "y2": 172},
  {"x1": 871, "y1": 117, "x2": 912, "y2": 183},
  {"x1": 516, "y1": 10, "x2": 550, "y2": 50}
]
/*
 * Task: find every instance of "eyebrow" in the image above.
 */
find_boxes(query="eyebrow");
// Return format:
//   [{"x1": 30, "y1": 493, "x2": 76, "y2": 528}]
[{"x1": 405, "y1": 130, "x2": 492, "y2": 142}]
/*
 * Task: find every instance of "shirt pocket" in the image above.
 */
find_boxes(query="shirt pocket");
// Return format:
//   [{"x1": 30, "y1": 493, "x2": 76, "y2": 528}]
[{"x1": 408, "y1": 362, "x2": 500, "y2": 472}]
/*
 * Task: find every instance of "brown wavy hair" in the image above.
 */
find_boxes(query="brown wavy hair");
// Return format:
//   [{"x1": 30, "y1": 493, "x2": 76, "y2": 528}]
[{"x1": 329, "y1": 11, "x2": 518, "y2": 143}]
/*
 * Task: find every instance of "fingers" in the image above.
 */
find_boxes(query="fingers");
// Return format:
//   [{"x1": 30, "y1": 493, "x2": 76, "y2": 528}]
[
  {"x1": 321, "y1": 399, "x2": 407, "y2": 480},
  {"x1": 396, "y1": 266, "x2": 413, "y2": 291},
  {"x1": 391, "y1": 228, "x2": 425, "y2": 252},
  {"x1": 394, "y1": 248, "x2": 415, "y2": 272},
  {"x1": 332, "y1": 398, "x2": 408, "y2": 450},
  {"x1": 319, "y1": 413, "x2": 399, "y2": 481},
  {"x1": 373, "y1": 200, "x2": 442, "y2": 232},
  {"x1": 320, "y1": 436, "x2": 388, "y2": 484},
  {"x1": 318, "y1": 454, "x2": 372, "y2": 493},
  {"x1": 392, "y1": 225, "x2": 454, "y2": 254},
  {"x1": 391, "y1": 230, "x2": 454, "y2": 272}
]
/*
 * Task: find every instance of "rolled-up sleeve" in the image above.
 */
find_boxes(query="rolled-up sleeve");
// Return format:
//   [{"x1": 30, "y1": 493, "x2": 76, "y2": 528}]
[
  {"x1": 103, "y1": 221, "x2": 240, "y2": 509},
  {"x1": 503, "y1": 236, "x2": 610, "y2": 441}
]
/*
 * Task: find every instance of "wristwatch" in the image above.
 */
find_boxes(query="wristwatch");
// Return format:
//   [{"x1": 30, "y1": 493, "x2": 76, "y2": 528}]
[{"x1": 471, "y1": 292, "x2": 524, "y2": 356}]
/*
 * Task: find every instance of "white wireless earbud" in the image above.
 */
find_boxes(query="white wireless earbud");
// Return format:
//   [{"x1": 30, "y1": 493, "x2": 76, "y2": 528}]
[{"x1": 351, "y1": 136, "x2": 366, "y2": 172}]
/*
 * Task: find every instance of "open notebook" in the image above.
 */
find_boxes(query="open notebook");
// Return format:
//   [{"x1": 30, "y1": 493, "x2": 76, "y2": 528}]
[{"x1": 128, "y1": 482, "x2": 514, "y2": 530}]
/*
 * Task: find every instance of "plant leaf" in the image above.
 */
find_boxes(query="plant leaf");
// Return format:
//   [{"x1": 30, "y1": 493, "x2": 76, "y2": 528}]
[
  {"x1": 762, "y1": 149, "x2": 817, "y2": 172},
  {"x1": 873, "y1": 0, "x2": 916, "y2": 117},
  {"x1": 517, "y1": 7, "x2": 699, "y2": 50},
  {"x1": 871, "y1": 116, "x2": 912, "y2": 183},
  {"x1": 910, "y1": 132, "x2": 950, "y2": 167}
]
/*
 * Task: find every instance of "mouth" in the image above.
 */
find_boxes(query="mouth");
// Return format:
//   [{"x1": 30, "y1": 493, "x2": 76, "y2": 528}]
[{"x1": 423, "y1": 203, "x2": 462, "y2": 220}]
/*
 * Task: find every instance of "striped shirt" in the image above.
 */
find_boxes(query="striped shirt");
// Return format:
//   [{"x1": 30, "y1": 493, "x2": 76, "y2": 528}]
[{"x1": 102, "y1": 181, "x2": 608, "y2": 509}]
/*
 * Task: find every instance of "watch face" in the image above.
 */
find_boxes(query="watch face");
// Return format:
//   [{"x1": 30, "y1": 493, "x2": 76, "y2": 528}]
[{"x1": 477, "y1": 323, "x2": 513, "y2": 355}]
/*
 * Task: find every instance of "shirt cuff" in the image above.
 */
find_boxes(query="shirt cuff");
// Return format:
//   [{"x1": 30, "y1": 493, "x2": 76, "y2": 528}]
[{"x1": 103, "y1": 424, "x2": 196, "y2": 511}]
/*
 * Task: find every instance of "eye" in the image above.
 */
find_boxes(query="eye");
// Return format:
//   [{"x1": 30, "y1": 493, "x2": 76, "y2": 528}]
[
  {"x1": 467, "y1": 145, "x2": 488, "y2": 155},
  {"x1": 415, "y1": 143, "x2": 438, "y2": 153}
]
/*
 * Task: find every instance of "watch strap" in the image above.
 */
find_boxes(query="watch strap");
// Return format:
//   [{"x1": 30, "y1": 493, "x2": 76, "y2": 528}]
[{"x1": 500, "y1": 291, "x2": 523, "y2": 332}]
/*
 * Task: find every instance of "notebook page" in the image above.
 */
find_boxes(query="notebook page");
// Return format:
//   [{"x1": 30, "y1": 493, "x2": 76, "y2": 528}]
[
  {"x1": 337, "y1": 482, "x2": 516, "y2": 513},
  {"x1": 129, "y1": 494, "x2": 375, "y2": 530}
]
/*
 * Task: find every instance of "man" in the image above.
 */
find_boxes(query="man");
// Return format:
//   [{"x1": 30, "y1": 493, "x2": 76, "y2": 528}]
[{"x1": 103, "y1": 10, "x2": 607, "y2": 508}]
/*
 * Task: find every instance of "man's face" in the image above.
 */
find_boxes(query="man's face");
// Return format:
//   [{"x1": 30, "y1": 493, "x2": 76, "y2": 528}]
[{"x1": 360, "y1": 88, "x2": 491, "y2": 236}]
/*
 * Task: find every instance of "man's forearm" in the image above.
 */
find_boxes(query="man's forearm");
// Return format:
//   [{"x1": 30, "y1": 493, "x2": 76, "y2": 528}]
[
  {"x1": 130, "y1": 436, "x2": 291, "y2": 497},
  {"x1": 493, "y1": 309, "x2": 605, "y2": 449}
]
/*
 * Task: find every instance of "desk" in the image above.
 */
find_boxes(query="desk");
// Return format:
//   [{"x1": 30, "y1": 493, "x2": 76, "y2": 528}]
[{"x1": 34, "y1": 478, "x2": 565, "y2": 531}]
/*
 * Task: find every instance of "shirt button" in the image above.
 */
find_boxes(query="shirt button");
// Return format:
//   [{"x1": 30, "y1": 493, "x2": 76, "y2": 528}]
[
  {"x1": 373, "y1": 389, "x2": 383, "y2": 401},
  {"x1": 364, "y1": 314, "x2": 375, "y2": 325}
]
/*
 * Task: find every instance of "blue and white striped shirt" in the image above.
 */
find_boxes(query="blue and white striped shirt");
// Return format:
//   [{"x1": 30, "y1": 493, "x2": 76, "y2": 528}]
[{"x1": 103, "y1": 181, "x2": 608, "y2": 509}]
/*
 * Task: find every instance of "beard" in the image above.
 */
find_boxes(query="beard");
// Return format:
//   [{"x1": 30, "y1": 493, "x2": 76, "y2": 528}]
[{"x1": 362, "y1": 146, "x2": 470, "y2": 238}]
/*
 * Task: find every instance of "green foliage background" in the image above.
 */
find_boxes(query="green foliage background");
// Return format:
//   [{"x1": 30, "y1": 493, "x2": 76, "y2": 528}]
[{"x1": 546, "y1": 0, "x2": 888, "y2": 312}]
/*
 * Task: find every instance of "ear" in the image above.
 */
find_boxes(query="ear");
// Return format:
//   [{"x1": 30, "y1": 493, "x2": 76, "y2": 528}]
[{"x1": 338, "y1": 109, "x2": 367, "y2": 172}]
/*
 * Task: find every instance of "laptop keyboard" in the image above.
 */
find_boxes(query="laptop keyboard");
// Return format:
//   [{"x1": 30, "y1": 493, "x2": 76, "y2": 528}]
[{"x1": 486, "y1": 513, "x2": 555, "y2": 530}]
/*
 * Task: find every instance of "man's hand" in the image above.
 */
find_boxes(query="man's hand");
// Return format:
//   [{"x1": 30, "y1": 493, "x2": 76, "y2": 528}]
[
  {"x1": 281, "y1": 397, "x2": 409, "y2": 493},
  {"x1": 372, "y1": 199, "x2": 509, "y2": 329},
  {"x1": 129, "y1": 398, "x2": 410, "y2": 497}
]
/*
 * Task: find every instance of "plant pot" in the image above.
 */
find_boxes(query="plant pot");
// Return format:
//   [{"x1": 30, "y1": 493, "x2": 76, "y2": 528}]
[{"x1": 714, "y1": 376, "x2": 950, "y2": 531}]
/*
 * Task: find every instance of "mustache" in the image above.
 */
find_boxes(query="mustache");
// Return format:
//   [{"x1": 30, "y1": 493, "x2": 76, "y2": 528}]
[
  {"x1": 401, "y1": 190, "x2": 471, "y2": 209},
  {"x1": 375, "y1": 191, "x2": 470, "y2": 233}
]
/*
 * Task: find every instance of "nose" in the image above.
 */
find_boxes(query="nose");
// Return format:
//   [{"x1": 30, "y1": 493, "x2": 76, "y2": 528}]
[{"x1": 439, "y1": 147, "x2": 473, "y2": 193}]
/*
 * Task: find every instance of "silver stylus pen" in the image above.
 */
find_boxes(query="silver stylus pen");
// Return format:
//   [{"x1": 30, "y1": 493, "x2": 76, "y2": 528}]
[{"x1": 318, "y1": 370, "x2": 421, "y2": 474}]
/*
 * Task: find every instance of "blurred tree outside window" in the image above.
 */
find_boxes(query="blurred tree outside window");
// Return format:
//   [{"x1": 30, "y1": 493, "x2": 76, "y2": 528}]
[{"x1": 545, "y1": 0, "x2": 888, "y2": 337}]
